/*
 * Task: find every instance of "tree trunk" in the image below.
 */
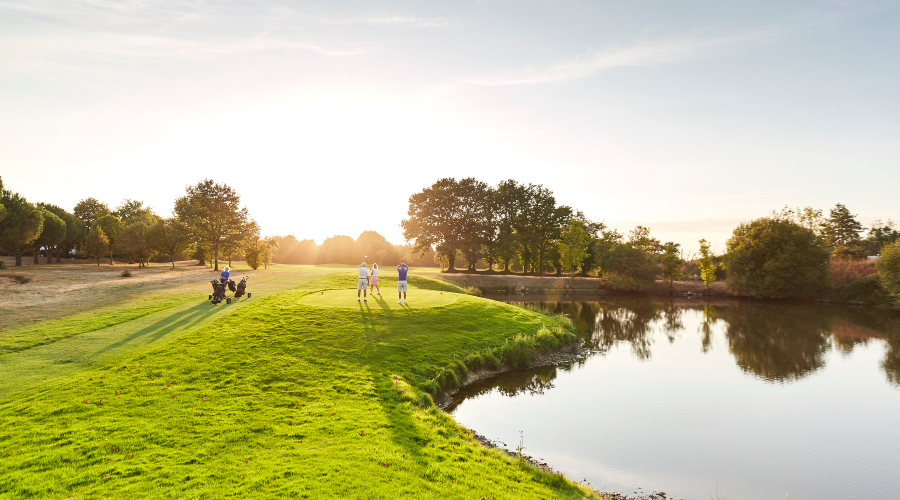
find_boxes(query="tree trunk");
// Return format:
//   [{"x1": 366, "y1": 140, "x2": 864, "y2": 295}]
[
  {"x1": 33, "y1": 245, "x2": 40, "y2": 265},
  {"x1": 109, "y1": 250, "x2": 114, "y2": 265},
  {"x1": 56, "y1": 248, "x2": 62, "y2": 263},
  {"x1": 171, "y1": 254, "x2": 176, "y2": 269},
  {"x1": 214, "y1": 243, "x2": 219, "y2": 271},
  {"x1": 446, "y1": 252, "x2": 455, "y2": 272},
  {"x1": 96, "y1": 257, "x2": 100, "y2": 267},
  {"x1": 47, "y1": 247, "x2": 53, "y2": 264},
  {"x1": 15, "y1": 252, "x2": 23, "y2": 266}
]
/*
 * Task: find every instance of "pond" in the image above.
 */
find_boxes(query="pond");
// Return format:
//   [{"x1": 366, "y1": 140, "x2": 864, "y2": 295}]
[{"x1": 447, "y1": 296, "x2": 900, "y2": 500}]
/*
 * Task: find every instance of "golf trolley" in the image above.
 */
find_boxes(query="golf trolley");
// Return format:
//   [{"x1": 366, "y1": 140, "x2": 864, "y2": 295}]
[{"x1": 208, "y1": 276, "x2": 251, "y2": 305}]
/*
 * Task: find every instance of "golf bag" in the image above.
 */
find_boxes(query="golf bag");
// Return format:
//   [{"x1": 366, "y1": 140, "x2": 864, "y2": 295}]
[
  {"x1": 209, "y1": 279, "x2": 228, "y2": 304},
  {"x1": 227, "y1": 279, "x2": 236, "y2": 292},
  {"x1": 234, "y1": 276, "x2": 251, "y2": 299}
]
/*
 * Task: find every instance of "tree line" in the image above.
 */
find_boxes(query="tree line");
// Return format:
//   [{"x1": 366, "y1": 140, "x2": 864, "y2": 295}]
[
  {"x1": 0, "y1": 177, "x2": 278, "y2": 271},
  {"x1": 402, "y1": 178, "x2": 900, "y2": 303},
  {"x1": 271, "y1": 232, "x2": 438, "y2": 268}
]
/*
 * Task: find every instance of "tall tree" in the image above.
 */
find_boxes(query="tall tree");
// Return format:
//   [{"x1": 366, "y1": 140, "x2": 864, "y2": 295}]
[
  {"x1": 73, "y1": 198, "x2": 110, "y2": 228},
  {"x1": 174, "y1": 179, "x2": 250, "y2": 271},
  {"x1": 38, "y1": 204, "x2": 85, "y2": 263},
  {"x1": 877, "y1": 240, "x2": 900, "y2": 306},
  {"x1": 660, "y1": 242, "x2": 684, "y2": 288},
  {"x1": 116, "y1": 221, "x2": 155, "y2": 267},
  {"x1": 492, "y1": 180, "x2": 523, "y2": 272},
  {"x1": 31, "y1": 208, "x2": 66, "y2": 264},
  {"x1": 402, "y1": 178, "x2": 466, "y2": 271},
  {"x1": 0, "y1": 190, "x2": 44, "y2": 266},
  {"x1": 149, "y1": 218, "x2": 193, "y2": 269},
  {"x1": 557, "y1": 219, "x2": 591, "y2": 276},
  {"x1": 697, "y1": 239, "x2": 718, "y2": 290},
  {"x1": 82, "y1": 226, "x2": 109, "y2": 266},
  {"x1": 454, "y1": 178, "x2": 491, "y2": 271},
  {"x1": 823, "y1": 203, "x2": 863, "y2": 248},
  {"x1": 94, "y1": 214, "x2": 123, "y2": 265},
  {"x1": 261, "y1": 236, "x2": 279, "y2": 270}
]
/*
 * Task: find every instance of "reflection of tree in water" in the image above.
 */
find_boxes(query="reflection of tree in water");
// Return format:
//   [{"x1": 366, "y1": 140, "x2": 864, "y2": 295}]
[
  {"x1": 496, "y1": 296, "x2": 900, "y2": 388},
  {"x1": 717, "y1": 302, "x2": 831, "y2": 382},
  {"x1": 445, "y1": 364, "x2": 567, "y2": 412}
]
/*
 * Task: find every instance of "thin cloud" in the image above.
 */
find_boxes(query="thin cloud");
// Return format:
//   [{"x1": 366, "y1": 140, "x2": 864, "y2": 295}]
[
  {"x1": 465, "y1": 27, "x2": 781, "y2": 86},
  {"x1": 362, "y1": 16, "x2": 455, "y2": 28},
  {"x1": 0, "y1": 34, "x2": 378, "y2": 66}
]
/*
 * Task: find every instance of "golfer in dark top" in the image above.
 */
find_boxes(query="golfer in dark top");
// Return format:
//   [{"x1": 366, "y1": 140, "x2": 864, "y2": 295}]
[{"x1": 397, "y1": 263, "x2": 408, "y2": 304}]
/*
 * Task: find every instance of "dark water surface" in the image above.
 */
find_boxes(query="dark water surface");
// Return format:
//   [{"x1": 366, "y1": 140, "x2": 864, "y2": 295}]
[{"x1": 448, "y1": 296, "x2": 900, "y2": 500}]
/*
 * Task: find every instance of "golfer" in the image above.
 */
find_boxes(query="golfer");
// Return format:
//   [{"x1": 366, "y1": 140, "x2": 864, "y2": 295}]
[
  {"x1": 357, "y1": 262, "x2": 369, "y2": 302},
  {"x1": 397, "y1": 263, "x2": 409, "y2": 304},
  {"x1": 369, "y1": 263, "x2": 381, "y2": 295},
  {"x1": 220, "y1": 266, "x2": 231, "y2": 283}
]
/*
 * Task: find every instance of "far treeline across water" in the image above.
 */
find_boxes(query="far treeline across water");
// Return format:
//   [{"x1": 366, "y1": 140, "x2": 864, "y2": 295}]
[{"x1": 1, "y1": 175, "x2": 900, "y2": 305}]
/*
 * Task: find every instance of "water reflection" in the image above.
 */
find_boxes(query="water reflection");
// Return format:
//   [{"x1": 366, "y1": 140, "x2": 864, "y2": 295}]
[{"x1": 473, "y1": 296, "x2": 900, "y2": 394}]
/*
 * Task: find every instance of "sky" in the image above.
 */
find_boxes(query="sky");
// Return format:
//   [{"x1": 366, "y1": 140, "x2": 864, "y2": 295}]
[{"x1": 2, "y1": 0, "x2": 899, "y2": 253}]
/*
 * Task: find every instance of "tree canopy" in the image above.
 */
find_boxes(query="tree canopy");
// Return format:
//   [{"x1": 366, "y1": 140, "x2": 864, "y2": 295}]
[
  {"x1": 724, "y1": 217, "x2": 830, "y2": 298},
  {"x1": 175, "y1": 179, "x2": 250, "y2": 271},
  {"x1": 0, "y1": 189, "x2": 44, "y2": 266},
  {"x1": 73, "y1": 197, "x2": 110, "y2": 227}
]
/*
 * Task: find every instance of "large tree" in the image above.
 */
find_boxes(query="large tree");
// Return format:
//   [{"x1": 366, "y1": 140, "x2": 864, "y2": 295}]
[
  {"x1": 878, "y1": 240, "x2": 900, "y2": 306},
  {"x1": 557, "y1": 219, "x2": 591, "y2": 276},
  {"x1": 116, "y1": 221, "x2": 155, "y2": 267},
  {"x1": 73, "y1": 197, "x2": 110, "y2": 228},
  {"x1": 38, "y1": 203, "x2": 86, "y2": 263},
  {"x1": 0, "y1": 190, "x2": 44, "y2": 266},
  {"x1": 402, "y1": 178, "x2": 467, "y2": 271},
  {"x1": 174, "y1": 179, "x2": 250, "y2": 271},
  {"x1": 149, "y1": 218, "x2": 193, "y2": 268},
  {"x1": 31, "y1": 208, "x2": 67, "y2": 265},
  {"x1": 823, "y1": 203, "x2": 863, "y2": 249},
  {"x1": 113, "y1": 199, "x2": 155, "y2": 224},
  {"x1": 723, "y1": 217, "x2": 830, "y2": 298},
  {"x1": 94, "y1": 214, "x2": 123, "y2": 265}
]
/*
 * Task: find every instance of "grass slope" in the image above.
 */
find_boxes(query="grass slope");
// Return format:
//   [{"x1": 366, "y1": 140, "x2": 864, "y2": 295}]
[{"x1": 0, "y1": 267, "x2": 595, "y2": 499}]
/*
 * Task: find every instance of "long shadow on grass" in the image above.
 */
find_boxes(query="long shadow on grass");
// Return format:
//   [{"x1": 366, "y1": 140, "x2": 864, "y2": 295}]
[
  {"x1": 375, "y1": 377, "x2": 431, "y2": 468},
  {"x1": 98, "y1": 301, "x2": 233, "y2": 354}
]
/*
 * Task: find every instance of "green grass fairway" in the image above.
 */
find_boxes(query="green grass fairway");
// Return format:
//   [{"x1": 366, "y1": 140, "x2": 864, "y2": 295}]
[
  {"x1": 299, "y1": 289, "x2": 458, "y2": 309},
  {"x1": 0, "y1": 266, "x2": 595, "y2": 499}
]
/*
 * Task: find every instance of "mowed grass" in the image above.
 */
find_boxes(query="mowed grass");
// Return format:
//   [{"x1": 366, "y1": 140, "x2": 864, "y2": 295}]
[{"x1": 0, "y1": 266, "x2": 596, "y2": 499}]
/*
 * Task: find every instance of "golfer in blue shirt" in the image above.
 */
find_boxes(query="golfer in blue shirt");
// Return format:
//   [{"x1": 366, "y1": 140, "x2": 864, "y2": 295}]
[{"x1": 397, "y1": 263, "x2": 409, "y2": 305}]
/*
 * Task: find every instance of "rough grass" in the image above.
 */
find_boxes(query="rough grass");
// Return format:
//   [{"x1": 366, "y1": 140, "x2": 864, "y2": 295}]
[{"x1": 0, "y1": 266, "x2": 596, "y2": 499}]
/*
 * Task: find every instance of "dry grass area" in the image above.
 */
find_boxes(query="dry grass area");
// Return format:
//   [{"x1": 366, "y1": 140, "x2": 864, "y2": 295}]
[
  {"x1": 829, "y1": 258, "x2": 878, "y2": 286},
  {"x1": 0, "y1": 258, "x2": 217, "y2": 331}
]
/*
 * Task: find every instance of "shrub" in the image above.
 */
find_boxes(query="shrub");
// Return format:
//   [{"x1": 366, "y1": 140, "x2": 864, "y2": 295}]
[
  {"x1": 0, "y1": 260, "x2": 5, "y2": 270},
  {"x1": 464, "y1": 285, "x2": 483, "y2": 297},
  {"x1": 13, "y1": 274, "x2": 31, "y2": 284},
  {"x1": 120, "y1": 269, "x2": 132, "y2": 277},
  {"x1": 830, "y1": 258, "x2": 877, "y2": 286},
  {"x1": 877, "y1": 241, "x2": 900, "y2": 305},
  {"x1": 723, "y1": 217, "x2": 830, "y2": 298}
]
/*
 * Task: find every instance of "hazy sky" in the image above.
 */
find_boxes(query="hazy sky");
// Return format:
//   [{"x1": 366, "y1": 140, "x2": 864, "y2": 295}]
[{"x1": 2, "y1": 1, "x2": 899, "y2": 252}]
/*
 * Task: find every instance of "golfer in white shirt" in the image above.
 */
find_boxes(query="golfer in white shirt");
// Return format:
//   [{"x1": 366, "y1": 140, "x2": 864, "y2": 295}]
[{"x1": 357, "y1": 262, "x2": 369, "y2": 302}]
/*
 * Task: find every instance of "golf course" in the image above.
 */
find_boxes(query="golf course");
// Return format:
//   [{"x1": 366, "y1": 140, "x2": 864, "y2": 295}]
[{"x1": 0, "y1": 263, "x2": 595, "y2": 499}]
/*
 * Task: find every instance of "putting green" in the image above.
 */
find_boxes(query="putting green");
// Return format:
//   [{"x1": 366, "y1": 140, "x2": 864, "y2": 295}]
[{"x1": 299, "y1": 288, "x2": 458, "y2": 309}]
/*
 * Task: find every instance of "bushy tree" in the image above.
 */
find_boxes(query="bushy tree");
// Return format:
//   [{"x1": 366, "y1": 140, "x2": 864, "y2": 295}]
[
  {"x1": 94, "y1": 214, "x2": 123, "y2": 264},
  {"x1": 660, "y1": 242, "x2": 684, "y2": 287},
  {"x1": 697, "y1": 239, "x2": 719, "y2": 289},
  {"x1": 149, "y1": 218, "x2": 193, "y2": 268},
  {"x1": 175, "y1": 179, "x2": 250, "y2": 271},
  {"x1": 878, "y1": 240, "x2": 900, "y2": 306},
  {"x1": 113, "y1": 199, "x2": 155, "y2": 224},
  {"x1": 82, "y1": 226, "x2": 109, "y2": 266},
  {"x1": 39, "y1": 204, "x2": 86, "y2": 262},
  {"x1": 0, "y1": 190, "x2": 44, "y2": 266},
  {"x1": 558, "y1": 219, "x2": 591, "y2": 275},
  {"x1": 116, "y1": 221, "x2": 155, "y2": 267},
  {"x1": 261, "y1": 236, "x2": 278, "y2": 270},
  {"x1": 32, "y1": 208, "x2": 66, "y2": 264},
  {"x1": 724, "y1": 217, "x2": 830, "y2": 298}
]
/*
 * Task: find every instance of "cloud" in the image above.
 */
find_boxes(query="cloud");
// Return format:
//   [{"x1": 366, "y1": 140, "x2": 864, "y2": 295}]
[
  {"x1": 465, "y1": 27, "x2": 780, "y2": 86},
  {"x1": 0, "y1": 33, "x2": 378, "y2": 68}
]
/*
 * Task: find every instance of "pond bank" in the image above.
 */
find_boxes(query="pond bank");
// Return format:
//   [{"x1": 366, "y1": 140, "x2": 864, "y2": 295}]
[{"x1": 439, "y1": 273, "x2": 730, "y2": 297}]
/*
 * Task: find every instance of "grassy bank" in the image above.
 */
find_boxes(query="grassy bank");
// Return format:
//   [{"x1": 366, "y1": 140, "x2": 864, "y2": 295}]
[{"x1": 0, "y1": 266, "x2": 593, "y2": 499}]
